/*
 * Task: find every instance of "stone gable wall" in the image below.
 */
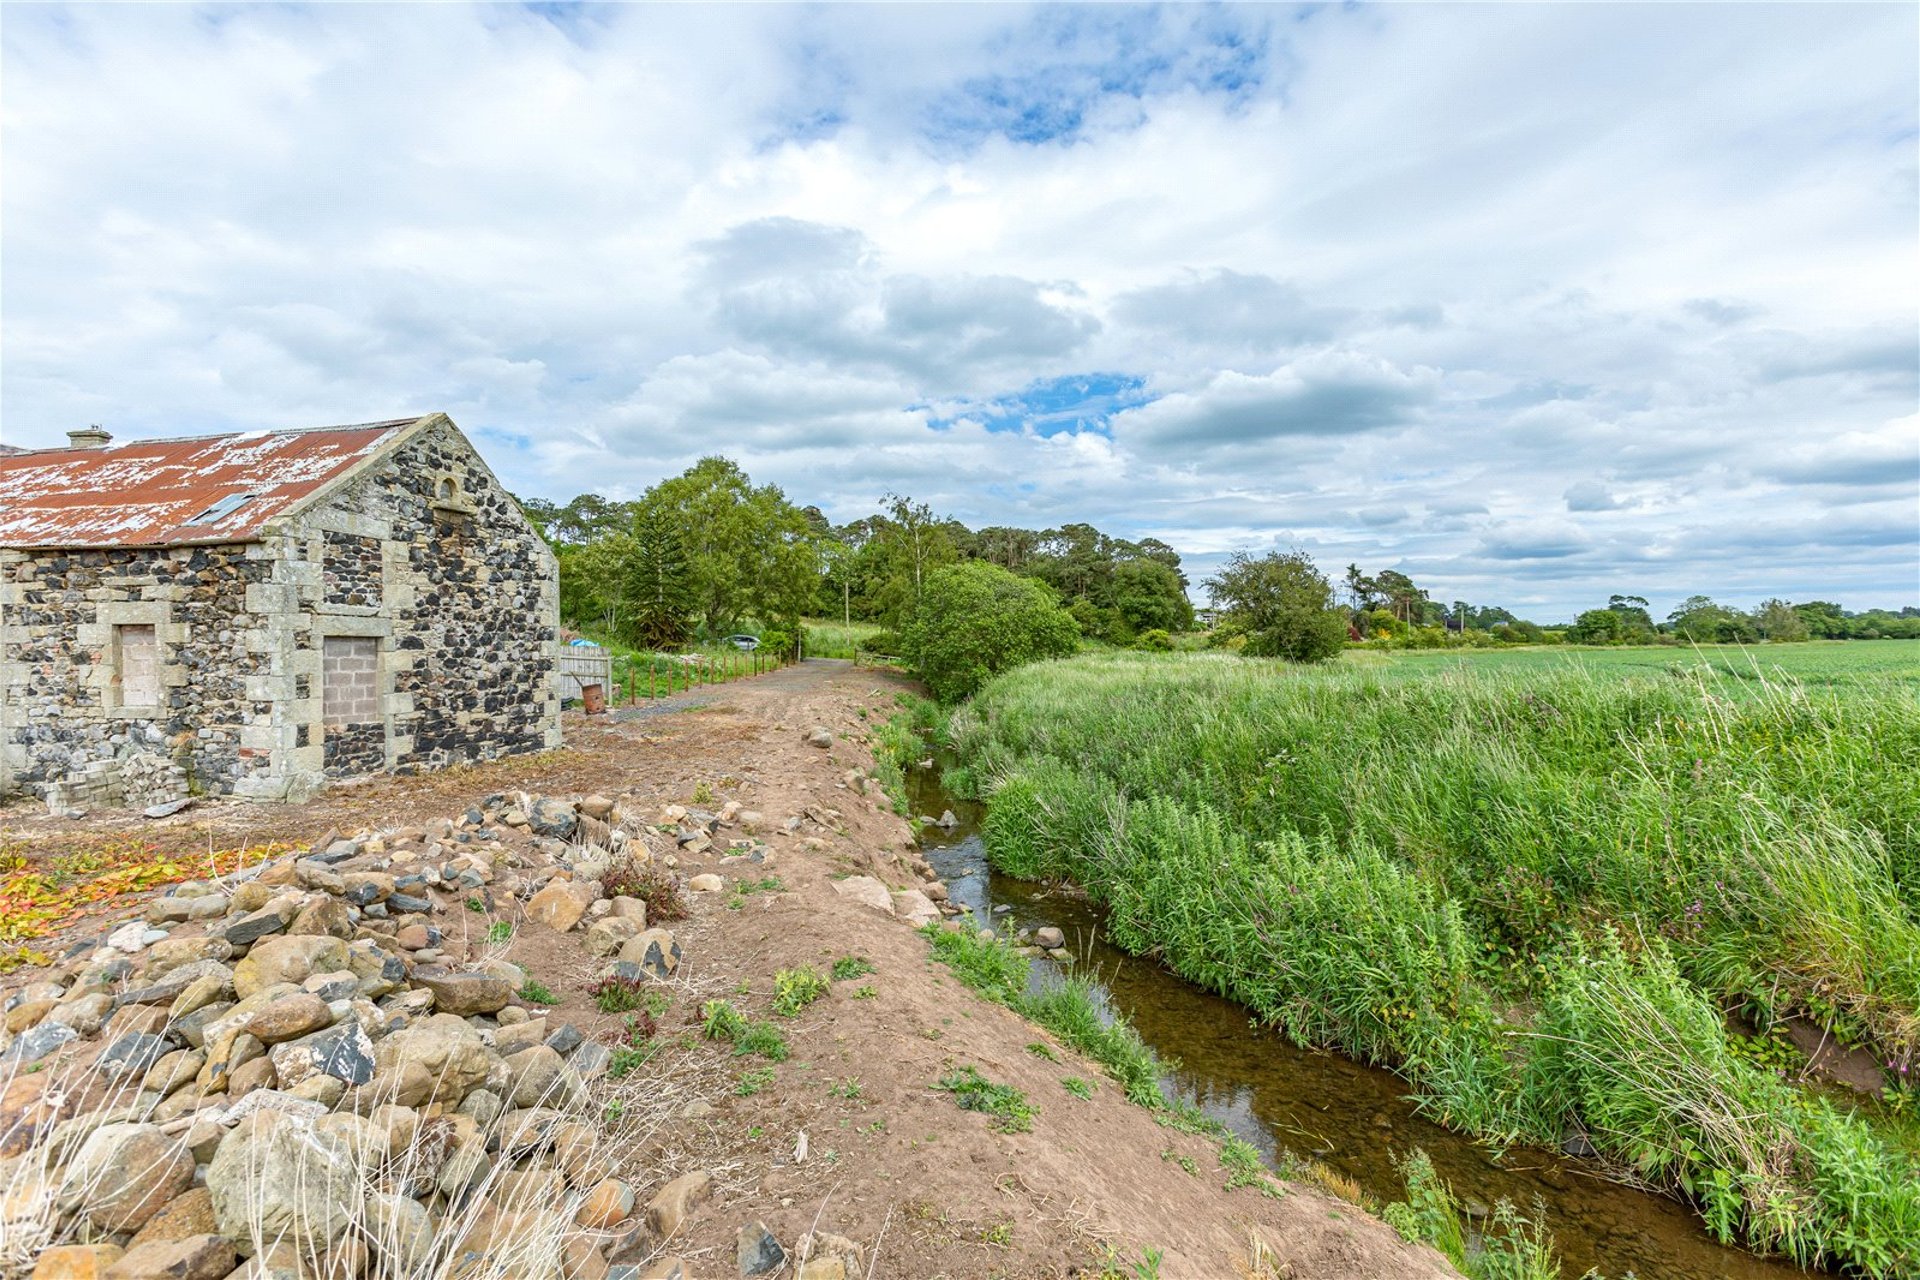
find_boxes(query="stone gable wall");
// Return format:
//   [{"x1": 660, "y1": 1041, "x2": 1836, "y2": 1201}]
[{"x1": 266, "y1": 417, "x2": 561, "y2": 793}]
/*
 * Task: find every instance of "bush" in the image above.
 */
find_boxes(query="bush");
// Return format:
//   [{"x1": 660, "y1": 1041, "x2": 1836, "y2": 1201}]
[
  {"x1": 1204, "y1": 550, "x2": 1349, "y2": 663},
  {"x1": 601, "y1": 860, "x2": 688, "y2": 923},
  {"x1": 1135, "y1": 628, "x2": 1173, "y2": 651},
  {"x1": 904, "y1": 562, "x2": 1080, "y2": 702}
]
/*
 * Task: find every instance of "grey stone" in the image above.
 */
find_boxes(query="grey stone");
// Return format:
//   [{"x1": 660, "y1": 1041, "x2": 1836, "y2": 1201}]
[
  {"x1": 3, "y1": 1020, "x2": 77, "y2": 1064},
  {"x1": 388, "y1": 892, "x2": 433, "y2": 914},
  {"x1": 98, "y1": 1030, "x2": 171, "y2": 1079},
  {"x1": 545, "y1": 1023, "x2": 584, "y2": 1056},
  {"x1": 737, "y1": 1221, "x2": 787, "y2": 1275},
  {"x1": 224, "y1": 905, "x2": 293, "y2": 946}
]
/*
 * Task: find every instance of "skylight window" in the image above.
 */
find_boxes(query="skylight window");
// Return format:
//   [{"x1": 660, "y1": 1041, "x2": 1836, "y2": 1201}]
[{"x1": 184, "y1": 492, "x2": 257, "y2": 525}]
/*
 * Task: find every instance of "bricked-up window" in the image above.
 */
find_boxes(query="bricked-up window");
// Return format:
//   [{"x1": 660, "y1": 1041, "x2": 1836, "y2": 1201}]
[
  {"x1": 322, "y1": 636, "x2": 379, "y2": 726},
  {"x1": 115, "y1": 625, "x2": 159, "y2": 706}
]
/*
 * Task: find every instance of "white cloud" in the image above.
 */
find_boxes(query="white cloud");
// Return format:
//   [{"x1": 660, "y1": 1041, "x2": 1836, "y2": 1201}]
[{"x1": 2, "y1": 2, "x2": 1915, "y2": 617}]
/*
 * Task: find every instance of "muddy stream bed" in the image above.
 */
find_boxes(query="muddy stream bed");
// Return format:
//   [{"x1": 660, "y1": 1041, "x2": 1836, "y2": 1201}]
[{"x1": 907, "y1": 764, "x2": 1812, "y2": 1280}]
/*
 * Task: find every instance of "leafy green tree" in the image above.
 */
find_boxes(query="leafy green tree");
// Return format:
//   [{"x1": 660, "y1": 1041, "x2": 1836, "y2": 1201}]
[
  {"x1": 905, "y1": 562, "x2": 1079, "y2": 701},
  {"x1": 622, "y1": 504, "x2": 696, "y2": 648},
  {"x1": 1568, "y1": 608, "x2": 1627, "y2": 644},
  {"x1": 872, "y1": 494, "x2": 958, "y2": 630},
  {"x1": 638, "y1": 457, "x2": 819, "y2": 637},
  {"x1": 1205, "y1": 550, "x2": 1350, "y2": 663},
  {"x1": 1751, "y1": 598, "x2": 1809, "y2": 642},
  {"x1": 1793, "y1": 600, "x2": 1849, "y2": 638},
  {"x1": 1667, "y1": 595, "x2": 1757, "y2": 643}
]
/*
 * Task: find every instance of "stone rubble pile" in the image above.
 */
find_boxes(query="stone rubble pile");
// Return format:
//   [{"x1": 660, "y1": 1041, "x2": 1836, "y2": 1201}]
[{"x1": 0, "y1": 790, "x2": 730, "y2": 1280}]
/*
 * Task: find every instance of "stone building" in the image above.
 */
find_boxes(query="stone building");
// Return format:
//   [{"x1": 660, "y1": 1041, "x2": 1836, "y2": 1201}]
[{"x1": 0, "y1": 414, "x2": 560, "y2": 809}]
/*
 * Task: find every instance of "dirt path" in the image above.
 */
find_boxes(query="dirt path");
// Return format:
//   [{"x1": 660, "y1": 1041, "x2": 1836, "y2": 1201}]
[{"x1": 2, "y1": 660, "x2": 1455, "y2": 1279}]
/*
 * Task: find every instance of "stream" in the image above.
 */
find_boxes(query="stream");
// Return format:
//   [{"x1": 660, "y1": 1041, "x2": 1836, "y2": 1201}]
[{"x1": 906, "y1": 763, "x2": 1813, "y2": 1280}]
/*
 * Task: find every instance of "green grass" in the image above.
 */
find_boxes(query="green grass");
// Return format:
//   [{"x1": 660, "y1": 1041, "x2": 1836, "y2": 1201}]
[
  {"x1": 517, "y1": 979, "x2": 559, "y2": 1005},
  {"x1": 1350, "y1": 637, "x2": 1920, "y2": 688},
  {"x1": 937, "y1": 1065, "x2": 1035, "y2": 1133},
  {"x1": 803, "y1": 617, "x2": 890, "y2": 659},
  {"x1": 831, "y1": 955, "x2": 876, "y2": 982},
  {"x1": 951, "y1": 648, "x2": 1920, "y2": 1276},
  {"x1": 1384, "y1": 1150, "x2": 1562, "y2": 1280},
  {"x1": 1062, "y1": 1075, "x2": 1095, "y2": 1099}
]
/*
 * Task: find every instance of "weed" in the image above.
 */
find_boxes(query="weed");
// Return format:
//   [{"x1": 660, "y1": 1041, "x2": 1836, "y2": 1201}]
[
  {"x1": 1218, "y1": 1136, "x2": 1284, "y2": 1199},
  {"x1": 739, "y1": 875, "x2": 785, "y2": 894},
  {"x1": 829, "y1": 1077, "x2": 865, "y2": 1100},
  {"x1": 518, "y1": 979, "x2": 560, "y2": 1005},
  {"x1": 1062, "y1": 1076, "x2": 1095, "y2": 1099},
  {"x1": 853, "y1": 984, "x2": 878, "y2": 999},
  {"x1": 831, "y1": 955, "x2": 876, "y2": 982},
  {"x1": 486, "y1": 920, "x2": 514, "y2": 944},
  {"x1": 1026, "y1": 1041, "x2": 1060, "y2": 1062},
  {"x1": 736, "y1": 1066, "x2": 777, "y2": 1096},
  {"x1": 464, "y1": 896, "x2": 486, "y2": 913},
  {"x1": 590, "y1": 973, "x2": 651, "y2": 1014},
  {"x1": 704, "y1": 999, "x2": 792, "y2": 1061},
  {"x1": 600, "y1": 859, "x2": 689, "y2": 923},
  {"x1": 937, "y1": 1065, "x2": 1035, "y2": 1134},
  {"x1": 953, "y1": 650, "x2": 1920, "y2": 1271},
  {"x1": 692, "y1": 781, "x2": 715, "y2": 804},
  {"x1": 772, "y1": 966, "x2": 830, "y2": 1016}
]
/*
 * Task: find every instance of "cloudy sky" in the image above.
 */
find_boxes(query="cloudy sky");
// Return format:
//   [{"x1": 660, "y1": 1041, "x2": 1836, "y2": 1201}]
[{"x1": 3, "y1": 3, "x2": 1915, "y2": 618}]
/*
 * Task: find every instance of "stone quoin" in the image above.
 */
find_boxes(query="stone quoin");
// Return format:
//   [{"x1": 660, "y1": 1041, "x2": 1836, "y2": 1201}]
[{"x1": 0, "y1": 413, "x2": 561, "y2": 809}]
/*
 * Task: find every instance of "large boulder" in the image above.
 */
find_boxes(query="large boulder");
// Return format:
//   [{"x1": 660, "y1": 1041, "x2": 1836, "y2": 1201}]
[
  {"x1": 232, "y1": 936, "x2": 348, "y2": 1000},
  {"x1": 830, "y1": 876, "x2": 894, "y2": 914},
  {"x1": 59, "y1": 1123, "x2": 193, "y2": 1233},
  {"x1": 371, "y1": 1014, "x2": 495, "y2": 1106},
  {"x1": 414, "y1": 970, "x2": 513, "y2": 1016},
  {"x1": 525, "y1": 881, "x2": 588, "y2": 933},
  {"x1": 206, "y1": 1109, "x2": 363, "y2": 1253}
]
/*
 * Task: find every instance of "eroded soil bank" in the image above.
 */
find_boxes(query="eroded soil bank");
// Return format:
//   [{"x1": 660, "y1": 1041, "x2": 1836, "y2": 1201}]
[{"x1": 1, "y1": 659, "x2": 1455, "y2": 1280}]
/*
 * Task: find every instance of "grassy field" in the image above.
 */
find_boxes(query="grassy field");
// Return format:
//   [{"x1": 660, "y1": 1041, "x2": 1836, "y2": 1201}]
[
  {"x1": 1346, "y1": 639, "x2": 1920, "y2": 687},
  {"x1": 949, "y1": 642, "x2": 1920, "y2": 1276}
]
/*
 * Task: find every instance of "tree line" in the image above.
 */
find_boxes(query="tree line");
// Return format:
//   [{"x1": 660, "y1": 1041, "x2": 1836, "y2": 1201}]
[
  {"x1": 517, "y1": 460, "x2": 1915, "y2": 680},
  {"x1": 516, "y1": 460, "x2": 1194, "y2": 657}
]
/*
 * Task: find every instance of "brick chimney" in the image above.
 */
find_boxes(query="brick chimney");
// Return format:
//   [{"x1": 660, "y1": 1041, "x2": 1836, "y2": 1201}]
[{"x1": 67, "y1": 425, "x2": 112, "y2": 450}]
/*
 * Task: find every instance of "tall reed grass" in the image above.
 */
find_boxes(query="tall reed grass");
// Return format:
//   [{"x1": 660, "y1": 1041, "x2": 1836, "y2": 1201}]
[{"x1": 950, "y1": 651, "x2": 1920, "y2": 1276}]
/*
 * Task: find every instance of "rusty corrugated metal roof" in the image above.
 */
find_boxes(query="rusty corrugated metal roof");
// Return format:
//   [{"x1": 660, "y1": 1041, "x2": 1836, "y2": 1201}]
[{"x1": 0, "y1": 417, "x2": 426, "y2": 549}]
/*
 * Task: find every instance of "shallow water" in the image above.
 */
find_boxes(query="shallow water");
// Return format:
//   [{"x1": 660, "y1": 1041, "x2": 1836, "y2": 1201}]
[{"x1": 907, "y1": 765, "x2": 1813, "y2": 1280}]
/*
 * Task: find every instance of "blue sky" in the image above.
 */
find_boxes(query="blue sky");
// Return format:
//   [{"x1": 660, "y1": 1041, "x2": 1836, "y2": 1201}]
[{"x1": 2, "y1": 2, "x2": 1915, "y2": 617}]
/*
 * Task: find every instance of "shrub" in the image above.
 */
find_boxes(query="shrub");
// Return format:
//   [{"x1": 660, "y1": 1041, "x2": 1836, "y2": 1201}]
[
  {"x1": 601, "y1": 860, "x2": 688, "y2": 923},
  {"x1": 904, "y1": 562, "x2": 1079, "y2": 702},
  {"x1": 1135, "y1": 628, "x2": 1173, "y2": 651}
]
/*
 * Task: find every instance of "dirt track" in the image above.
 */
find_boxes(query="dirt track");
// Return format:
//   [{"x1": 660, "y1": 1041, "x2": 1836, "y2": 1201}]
[{"x1": 2, "y1": 660, "x2": 1455, "y2": 1279}]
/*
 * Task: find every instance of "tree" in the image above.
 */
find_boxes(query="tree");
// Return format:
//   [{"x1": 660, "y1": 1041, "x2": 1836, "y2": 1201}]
[
  {"x1": 1667, "y1": 595, "x2": 1757, "y2": 643},
  {"x1": 1606, "y1": 594, "x2": 1656, "y2": 639},
  {"x1": 621, "y1": 505, "x2": 696, "y2": 648},
  {"x1": 1568, "y1": 608, "x2": 1626, "y2": 645},
  {"x1": 1205, "y1": 550, "x2": 1350, "y2": 663},
  {"x1": 904, "y1": 562, "x2": 1080, "y2": 702},
  {"x1": 637, "y1": 457, "x2": 819, "y2": 637},
  {"x1": 1752, "y1": 598, "x2": 1809, "y2": 643},
  {"x1": 873, "y1": 494, "x2": 958, "y2": 630}
]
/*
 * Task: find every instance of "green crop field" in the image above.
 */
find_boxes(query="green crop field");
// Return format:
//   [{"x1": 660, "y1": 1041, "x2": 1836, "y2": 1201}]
[
  {"x1": 950, "y1": 643, "x2": 1920, "y2": 1276},
  {"x1": 1346, "y1": 638, "x2": 1920, "y2": 687}
]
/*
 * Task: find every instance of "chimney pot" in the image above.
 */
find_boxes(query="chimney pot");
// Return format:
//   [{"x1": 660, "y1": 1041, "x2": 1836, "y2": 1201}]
[{"x1": 67, "y1": 425, "x2": 112, "y2": 450}]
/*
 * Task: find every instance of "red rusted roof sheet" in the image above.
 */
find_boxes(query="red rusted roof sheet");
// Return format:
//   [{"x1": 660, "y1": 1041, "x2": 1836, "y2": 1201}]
[{"x1": 0, "y1": 418, "x2": 424, "y2": 549}]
